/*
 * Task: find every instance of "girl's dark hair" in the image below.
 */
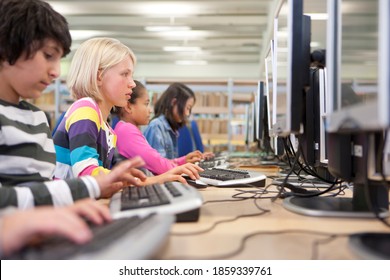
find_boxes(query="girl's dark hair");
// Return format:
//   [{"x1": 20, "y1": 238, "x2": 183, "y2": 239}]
[
  {"x1": 153, "y1": 82, "x2": 196, "y2": 131},
  {"x1": 116, "y1": 80, "x2": 147, "y2": 118},
  {"x1": 129, "y1": 80, "x2": 147, "y2": 104},
  {"x1": 0, "y1": 0, "x2": 72, "y2": 65}
]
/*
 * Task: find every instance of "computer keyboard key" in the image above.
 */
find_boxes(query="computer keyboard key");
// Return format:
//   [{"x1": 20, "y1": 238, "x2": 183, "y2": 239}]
[
  {"x1": 110, "y1": 181, "x2": 203, "y2": 222},
  {"x1": 198, "y1": 167, "x2": 266, "y2": 187}
]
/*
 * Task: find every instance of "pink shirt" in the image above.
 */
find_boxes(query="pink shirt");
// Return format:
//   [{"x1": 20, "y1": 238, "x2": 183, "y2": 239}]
[{"x1": 114, "y1": 121, "x2": 186, "y2": 175}]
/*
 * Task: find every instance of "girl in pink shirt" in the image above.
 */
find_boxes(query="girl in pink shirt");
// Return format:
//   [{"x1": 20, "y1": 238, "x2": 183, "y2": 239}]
[{"x1": 114, "y1": 81, "x2": 206, "y2": 175}]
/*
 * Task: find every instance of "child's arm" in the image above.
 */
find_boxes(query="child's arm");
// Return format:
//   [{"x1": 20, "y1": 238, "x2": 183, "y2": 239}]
[{"x1": 115, "y1": 122, "x2": 176, "y2": 175}]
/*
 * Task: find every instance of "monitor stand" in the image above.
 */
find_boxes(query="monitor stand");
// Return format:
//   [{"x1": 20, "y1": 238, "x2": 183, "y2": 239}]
[
  {"x1": 349, "y1": 232, "x2": 390, "y2": 259},
  {"x1": 282, "y1": 182, "x2": 389, "y2": 218}
]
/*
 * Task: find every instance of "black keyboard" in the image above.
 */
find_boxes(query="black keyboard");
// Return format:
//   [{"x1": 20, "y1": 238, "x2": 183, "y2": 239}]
[
  {"x1": 197, "y1": 167, "x2": 267, "y2": 187},
  {"x1": 6, "y1": 214, "x2": 174, "y2": 260},
  {"x1": 120, "y1": 183, "x2": 172, "y2": 210},
  {"x1": 110, "y1": 182, "x2": 203, "y2": 222},
  {"x1": 198, "y1": 156, "x2": 228, "y2": 169}
]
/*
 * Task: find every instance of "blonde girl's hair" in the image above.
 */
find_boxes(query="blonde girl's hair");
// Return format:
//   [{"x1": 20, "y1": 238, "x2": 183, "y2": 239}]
[{"x1": 67, "y1": 37, "x2": 136, "y2": 102}]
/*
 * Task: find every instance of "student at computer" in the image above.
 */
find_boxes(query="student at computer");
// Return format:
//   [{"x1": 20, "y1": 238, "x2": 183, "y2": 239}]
[
  {"x1": 0, "y1": 198, "x2": 111, "y2": 258},
  {"x1": 114, "y1": 80, "x2": 204, "y2": 175},
  {"x1": 0, "y1": 0, "x2": 151, "y2": 209},
  {"x1": 53, "y1": 38, "x2": 200, "y2": 184},
  {"x1": 144, "y1": 83, "x2": 211, "y2": 161}
]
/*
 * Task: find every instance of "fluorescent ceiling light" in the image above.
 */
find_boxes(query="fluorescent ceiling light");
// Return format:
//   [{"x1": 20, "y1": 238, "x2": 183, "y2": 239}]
[
  {"x1": 70, "y1": 30, "x2": 107, "y2": 40},
  {"x1": 305, "y1": 13, "x2": 328, "y2": 20},
  {"x1": 156, "y1": 30, "x2": 210, "y2": 39},
  {"x1": 310, "y1": 41, "x2": 321, "y2": 48},
  {"x1": 136, "y1": 3, "x2": 199, "y2": 16},
  {"x1": 175, "y1": 60, "x2": 208, "y2": 65},
  {"x1": 163, "y1": 46, "x2": 201, "y2": 52},
  {"x1": 145, "y1": 26, "x2": 191, "y2": 32}
]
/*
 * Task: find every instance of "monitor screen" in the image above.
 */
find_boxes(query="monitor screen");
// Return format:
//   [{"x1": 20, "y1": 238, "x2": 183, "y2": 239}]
[
  {"x1": 264, "y1": 40, "x2": 284, "y2": 156},
  {"x1": 318, "y1": 67, "x2": 329, "y2": 165},
  {"x1": 255, "y1": 81, "x2": 263, "y2": 141},
  {"x1": 265, "y1": 40, "x2": 275, "y2": 136},
  {"x1": 327, "y1": 0, "x2": 389, "y2": 132}
]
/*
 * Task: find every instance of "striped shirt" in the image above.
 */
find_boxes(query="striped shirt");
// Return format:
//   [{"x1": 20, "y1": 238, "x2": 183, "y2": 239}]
[
  {"x1": 53, "y1": 97, "x2": 116, "y2": 179},
  {"x1": 0, "y1": 99, "x2": 100, "y2": 209}
]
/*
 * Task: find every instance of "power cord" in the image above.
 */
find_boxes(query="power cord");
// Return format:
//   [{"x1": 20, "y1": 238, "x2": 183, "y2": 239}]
[{"x1": 169, "y1": 229, "x2": 350, "y2": 260}]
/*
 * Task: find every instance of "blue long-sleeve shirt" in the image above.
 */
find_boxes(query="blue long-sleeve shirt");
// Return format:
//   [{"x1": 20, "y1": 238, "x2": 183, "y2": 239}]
[{"x1": 143, "y1": 115, "x2": 180, "y2": 159}]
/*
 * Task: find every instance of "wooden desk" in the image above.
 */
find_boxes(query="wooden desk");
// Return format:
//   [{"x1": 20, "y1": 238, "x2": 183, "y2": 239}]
[{"x1": 159, "y1": 166, "x2": 389, "y2": 260}]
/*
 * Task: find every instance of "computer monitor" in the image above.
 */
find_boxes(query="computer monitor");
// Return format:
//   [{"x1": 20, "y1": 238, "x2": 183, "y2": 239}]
[
  {"x1": 273, "y1": 0, "x2": 310, "y2": 136},
  {"x1": 255, "y1": 81, "x2": 263, "y2": 142},
  {"x1": 263, "y1": 39, "x2": 285, "y2": 158},
  {"x1": 295, "y1": 0, "x2": 329, "y2": 175},
  {"x1": 245, "y1": 99, "x2": 257, "y2": 146},
  {"x1": 264, "y1": 40, "x2": 280, "y2": 155},
  {"x1": 299, "y1": 63, "x2": 330, "y2": 166},
  {"x1": 255, "y1": 81, "x2": 273, "y2": 159},
  {"x1": 299, "y1": 67, "x2": 321, "y2": 167},
  {"x1": 283, "y1": 0, "x2": 390, "y2": 222}
]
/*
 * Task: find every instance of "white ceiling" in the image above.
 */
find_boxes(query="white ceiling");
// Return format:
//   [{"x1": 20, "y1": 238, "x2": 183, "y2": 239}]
[
  {"x1": 47, "y1": 0, "x2": 376, "y2": 81},
  {"x1": 48, "y1": 0, "x2": 273, "y2": 80}
]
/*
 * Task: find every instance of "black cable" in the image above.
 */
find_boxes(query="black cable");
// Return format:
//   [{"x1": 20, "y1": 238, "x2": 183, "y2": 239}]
[
  {"x1": 271, "y1": 134, "x2": 349, "y2": 199},
  {"x1": 272, "y1": 181, "x2": 348, "y2": 198},
  {"x1": 311, "y1": 234, "x2": 340, "y2": 260},
  {"x1": 202, "y1": 198, "x2": 249, "y2": 205},
  {"x1": 171, "y1": 212, "x2": 269, "y2": 237},
  {"x1": 296, "y1": 136, "x2": 343, "y2": 185},
  {"x1": 232, "y1": 185, "x2": 280, "y2": 199},
  {"x1": 272, "y1": 142, "x2": 303, "y2": 201},
  {"x1": 169, "y1": 229, "x2": 349, "y2": 260},
  {"x1": 171, "y1": 186, "x2": 273, "y2": 237}
]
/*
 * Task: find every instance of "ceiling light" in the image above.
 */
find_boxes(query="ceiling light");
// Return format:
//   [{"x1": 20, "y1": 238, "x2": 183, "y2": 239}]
[
  {"x1": 145, "y1": 26, "x2": 191, "y2": 32},
  {"x1": 163, "y1": 46, "x2": 201, "y2": 52},
  {"x1": 156, "y1": 30, "x2": 210, "y2": 39},
  {"x1": 310, "y1": 42, "x2": 321, "y2": 48},
  {"x1": 175, "y1": 60, "x2": 208, "y2": 65},
  {"x1": 70, "y1": 30, "x2": 107, "y2": 40},
  {"x1": 136, "y1": 3, "x2": 199, "y2": 16}
]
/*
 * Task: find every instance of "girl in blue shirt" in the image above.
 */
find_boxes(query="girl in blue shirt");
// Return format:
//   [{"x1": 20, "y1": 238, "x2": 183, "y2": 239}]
[{"x1": 144, "y1": 83, "x2": 208, "y2": 161}]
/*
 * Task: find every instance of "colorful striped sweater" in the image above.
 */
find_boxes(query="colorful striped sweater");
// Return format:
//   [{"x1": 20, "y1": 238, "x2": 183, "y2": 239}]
[
  {"x1": 0, "y1": 99, "x2": 100, "y2": 209},
  {"x1": 53, "y1": 97, "x2": 116, "y2": 179}
]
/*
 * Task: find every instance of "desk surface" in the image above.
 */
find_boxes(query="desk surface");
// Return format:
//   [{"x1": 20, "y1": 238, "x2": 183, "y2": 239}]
[{"x1": 158, "y1": 165, "x2": 389, "y2": 260}]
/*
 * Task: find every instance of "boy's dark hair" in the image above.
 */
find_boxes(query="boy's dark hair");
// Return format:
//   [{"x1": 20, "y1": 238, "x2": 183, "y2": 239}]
[
  {"x1": 153, "y1": 82, "x2": 196, "y2": 131},
  {"x1": 0, "y1": 0, "x2": 72, "y2": 65}
]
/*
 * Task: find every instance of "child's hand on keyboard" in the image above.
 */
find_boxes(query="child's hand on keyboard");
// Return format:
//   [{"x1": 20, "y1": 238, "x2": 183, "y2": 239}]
[
  {"x1": 1, "y1": 205, "x2": 95, "y2": 257},
  {"x1": 140, "y1": 163, "x2": 204, "y2": 185},
  {"x1": 202, "y1": 152, "x2": 215, "y2": 160},
  {"x1": 167, "y1": 163, "x2": 203, "y2": 180},
  {"x1": 95, "y1": 156, "x2": 147, "y2": 198},
  {"x1": 68, "y1": 198, "x2": 112, "y2": 225},
  {"x1": 185, "y1": 150, "x2": 203, "y2": 163}
]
